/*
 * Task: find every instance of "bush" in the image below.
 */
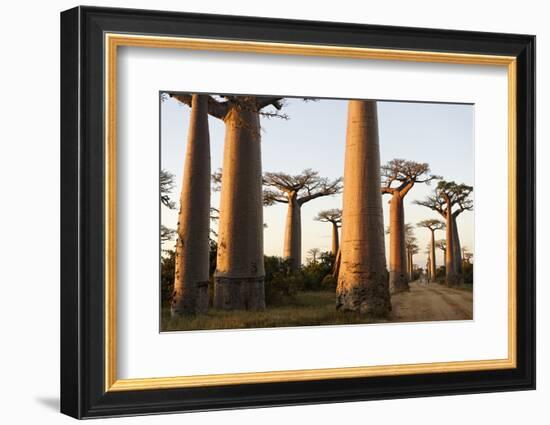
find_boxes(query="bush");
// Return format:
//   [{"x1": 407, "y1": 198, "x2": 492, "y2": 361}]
[
  {"x1": 435, "y1": 265, "x2": 446, "y2": 283},
  {"x1": 161, "y1": 249, "x2": 176, "y2": 307},
  {"x1": 463, "y1": 262, "x2": 474, "y2": 284},
  {"x1": 263, "y1": 254, "x2": 338, "y2": 306},
  {"x1": 321, "y1": 274, "x2": 337, "y2": 290},
  {"x1": 301, "y1": 251, "x2": 335, "y2": 290},
  {"x1": 265, "y1": 272, "x2": 304, "y2": 306}
]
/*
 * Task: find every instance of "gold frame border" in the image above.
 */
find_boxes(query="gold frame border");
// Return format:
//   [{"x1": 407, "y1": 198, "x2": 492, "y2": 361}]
[{"x1": 104, "y1": 33, "x2": 518, "y2": 392}]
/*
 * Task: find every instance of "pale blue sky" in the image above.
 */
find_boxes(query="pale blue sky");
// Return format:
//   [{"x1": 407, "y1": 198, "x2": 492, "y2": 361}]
[{"x1": 161, "y1": 96, "x2": 474, "y2": 269}]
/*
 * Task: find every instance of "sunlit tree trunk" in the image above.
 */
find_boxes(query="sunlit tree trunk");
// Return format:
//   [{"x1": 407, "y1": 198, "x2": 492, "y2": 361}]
[
  {"x1": 332, "y1": 248, "x2": 341, "y2": 278},
  {"x1": 388, "y1": 193, "x2": 409, "y2": 293},
  {"x1": 451, "y1": 215, "x2": 463, "y2": 278},
  {"x1": 337, "y1": 100, "x2": 390, "y2": 316},
  {"x1": 283, "y1": 192, "x2": 302, "y2": 272},
  {"x1": 429, "y1": 229, "x2": 436, "y2": 282},
  {"x1": 171, "y1": 95, "x2": 211, "y2": 316},
  {"x1": 214, "y1": 108, "x2": 265, "y2": 310},
  {"x1": 331, "y1": 221, "x2": 340, "y2": 255},
  {"x1": 445, "y1": 201, "x2": 459, "y2": 285}
]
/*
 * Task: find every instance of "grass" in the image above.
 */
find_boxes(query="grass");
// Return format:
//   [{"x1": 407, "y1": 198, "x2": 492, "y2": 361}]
[{"x1": 161, "y1": 290, "x2": 386, "y2": 332}]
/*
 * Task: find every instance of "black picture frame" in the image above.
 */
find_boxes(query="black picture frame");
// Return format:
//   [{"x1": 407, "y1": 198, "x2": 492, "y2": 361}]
[{"x1": 60, "y1": 5, "x2": 535, "y2": 419}]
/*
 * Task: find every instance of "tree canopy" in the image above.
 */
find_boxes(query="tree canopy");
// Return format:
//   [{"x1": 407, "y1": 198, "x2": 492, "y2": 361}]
[
  {"x1": 417, "y1": 218, "x2": 445, "y2": 232},
  {"x1": 404, "y1": 223, "x2": 419, "y2": 253},
  {"x1": 315, "y1": 208, "x2": 342, "y2": 225},
  {"x1": 170, "y1": 94, "x2": 288, "y2": 121},
  {"x1": 415, "y1": 180, "x2": 473, "y2": 217},
  {"x1": 263, "y1": 169, "x2": 342, "y2": 206},
  {"x1": 435, "y1": 239, "x2": 447, "y2": 252},
  {"x1": 381, "y1": 159, "x2": 440, "y2": 196}
]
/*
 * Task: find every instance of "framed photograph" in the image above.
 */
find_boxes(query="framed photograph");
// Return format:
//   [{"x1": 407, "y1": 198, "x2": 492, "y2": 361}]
[{"x1": 60, "y1": 6, "x2": 535, "y2": 419}]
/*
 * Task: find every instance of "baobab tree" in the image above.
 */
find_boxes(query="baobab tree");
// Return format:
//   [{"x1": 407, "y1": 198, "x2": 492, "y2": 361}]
[
  {"x1": 307, "y1": 248, "x2": 321, "y2": 264},
  {"x1": 404, "y1": 224, "x2": 418, "y2": 281},
  {"x1": 171, "y1": 94, "x2": 286, "y2": 310},
  {"x1": 417, "y1": 219, "x2": 445, "y2": 283},
  {"x1": 263, "y1": 169, "x2": 342, "y2": 272},
  {"x1": 435, "y1": 239, "x2": 447, "y2": 260},
  {"x1": 424, "y1": 246, "x2": 432, "y2": 282},
  {"x1": 381, "y1": 159, "x2": 439, "y2": 293},
  {"x1": 169, "y1": 95, "x2": 211, "y2": 316},
  {"x1": 315, "y1": 208, "x2": 342, "y2": 255},
  {"x1": 407, "y1": 243, "x2": 419, "y2": 280},
  {"x1": 415, "y1": 180, "x2": 473, "y2": 285},
  {"x1": 337, "y1": 100, "x2": 390, "y2": 316}
]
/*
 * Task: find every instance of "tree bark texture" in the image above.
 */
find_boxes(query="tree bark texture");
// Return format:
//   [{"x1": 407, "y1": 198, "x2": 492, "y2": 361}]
[
  {"x1": 429, "y1": 230, "x2": 437, "y2": 282},
  {"x1": 445, "y1": 205, "x2": 459, "y2": 285},
  {"x1": 451, "y1": 215, "x2": 463, "y2": 278},
  {"x1": 336, "y1": 100, "x2": 391, "y2": 316},
  {"x1": 214, "y1": 108, "x2": 266, "y2": 310},
  {"x1": 388, "y1": 193, "x2": 409, "y2": 293},
  {"x1": 283, "y1": 193, "x2": 301, "y2": 273},
  {"x1": 331, "y1": 222, "x2": 340, "y2": 255},
  {"x1": 171, "y1": 95, "x2": 211, "y2": 316}
]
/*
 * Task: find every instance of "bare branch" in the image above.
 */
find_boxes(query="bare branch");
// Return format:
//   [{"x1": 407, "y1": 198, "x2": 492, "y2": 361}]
[
  {"x1": 417, "y1": 218, "x2": 445, "y2": 232},
  {"x1": 256, "y1": 97, "x2": 285, "y2": 110},
  {"x1": 263, "y1": 169, "x2": 342, "y2": 207},
  {"x1": 160, "y1": 169, "x2": 176, "y2": 209},
  {"x1": 160, "y1": 225, "x2": 176, "y2": 242},
  {"x1": 381, "y1": 159, "x2": 440, "y2": 197},
  {"x1": 416, "y1": 180, "x2": 473, "y2": 218},
  {"x1": 315, "y1": 208, "x2": 342, "y2": 225},
  {"x1": 263, "y1": 189, "x2": 289, "y2": 206}
]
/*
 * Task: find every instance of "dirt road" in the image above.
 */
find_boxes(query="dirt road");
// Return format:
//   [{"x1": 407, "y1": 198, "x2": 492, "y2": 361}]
[{"x1": 389, "y1": 281, "x2": 473, "y2": 322}]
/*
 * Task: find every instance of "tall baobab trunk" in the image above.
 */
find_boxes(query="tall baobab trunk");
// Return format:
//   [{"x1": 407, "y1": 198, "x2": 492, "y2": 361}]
[
  {"x1": 445, "y1": 204, "x2": 459, "y2": 285},
  {"x1": 331, "y1": 222, "x2": 340, "y2": 255},
  {"x1": 332, "y1": 248, "x2": 341, "y2": 278},
  {"x1": 429, "y1": 230, "x2": 436, "y2": 282},
  {"x1": 406, "y1": 249, "x2": 413, "y2": 280},
  {"x1": 388, "y1": 194, "x2": 408, "y2": 293},
  {"x1": 337, "y1": 100, "x2": 390, "y2": 316},
  {"x1": 451, "y1": 215, "x2": 463, "y2": 277},
  {"x1": 171, "y1": 95, "x2": 211, "y2": 316},
  {"x1": 283, "y1": 192, "x2": 301, "y2": 272},
  {"x1": 214, "y1": 108, "x2": 265, "y2": 310}
]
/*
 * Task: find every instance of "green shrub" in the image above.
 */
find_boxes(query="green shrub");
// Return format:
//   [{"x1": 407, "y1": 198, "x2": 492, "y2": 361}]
[
  {"x1": 463, "y1": 262, "x2": 474, "y2": 284},
  {"x1": 436, "y1": 265, "x2": 446, "y2": 283},
  {"x1": 301, "y1": 251, "x2": 335, "y2": 290},
  {"x1": 265, "y1": 272, "x2": 303, "y2": 306},
  {"x1": 321, "y1": 274, "x2": 337, "y2": 290},
  {"x1": 161, "y1": 249, "x2": 176, "y2": 307}
]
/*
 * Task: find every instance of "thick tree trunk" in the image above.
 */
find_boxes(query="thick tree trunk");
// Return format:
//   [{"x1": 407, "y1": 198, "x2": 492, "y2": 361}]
[
  {"x1": 445, "y1": 206, "x2": 459, "y2": 285},
  {"x1": 451, "y1": 215, "x2": 463, "y2": 278},
  {"x1": 332, "y1": 248, "x2": 341, "y2": 278},
  {"x1": 337, "y1": 100, "x2": 390, "y2": 316},
  {"x1": 331, "y1": 222, "x2": 339, "y2": 255},
  {"x1": 388, "y1": 193, "x2": 409, "y2": 293},
  {"x1": 171, "y1": 95, "x2": 211, "y2": 316},
  {"x1": 429, "y1": 230, "x2": 436, "y2": 282},
  {"x1": 214, "y1": 108, "x2": 266, "y2": 310},
  {"x1": 283, "y1": 193, "x2": 301, "y2": 272}
]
